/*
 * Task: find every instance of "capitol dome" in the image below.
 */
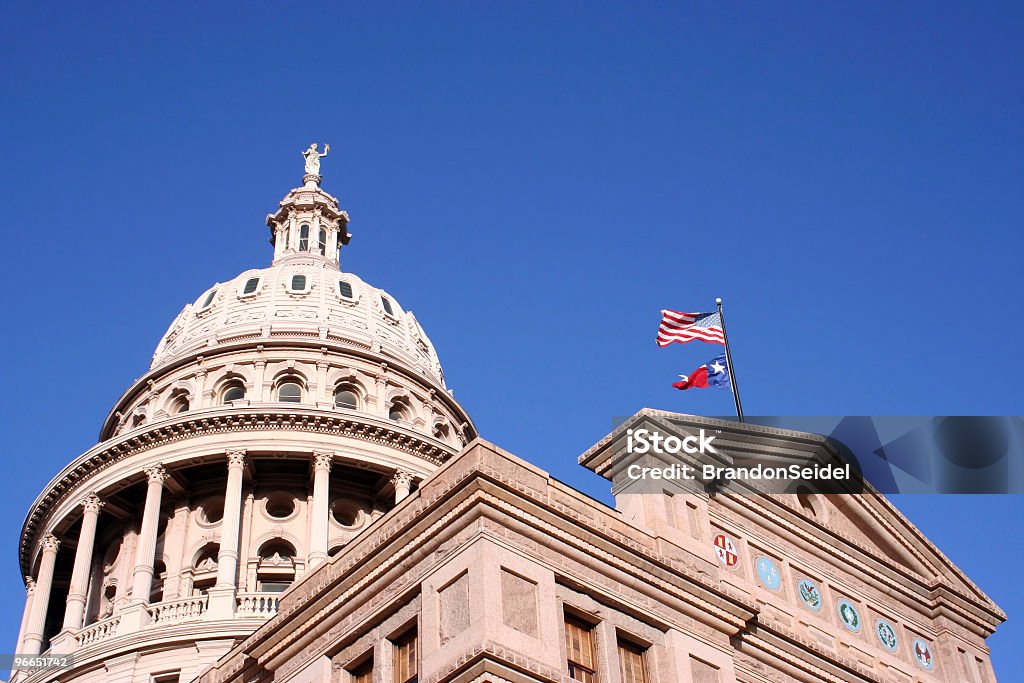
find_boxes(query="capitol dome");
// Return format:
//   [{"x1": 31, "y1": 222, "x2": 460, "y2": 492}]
[
  {"x1": 13, "y1": 147, "x2": 476, "y2": 683},
  {"x1": 151, "y1": 265, "x2": 446, "y2": 387}
]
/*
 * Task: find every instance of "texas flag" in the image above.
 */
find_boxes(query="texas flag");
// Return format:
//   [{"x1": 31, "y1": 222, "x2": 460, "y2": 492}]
[{"x1": 673, "y1": 353, "x2": 731, "y2": 390}]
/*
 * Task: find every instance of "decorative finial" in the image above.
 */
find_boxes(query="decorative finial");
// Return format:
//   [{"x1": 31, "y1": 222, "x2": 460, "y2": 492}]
[{"x1": 302, "y1": 142, "x2": 330, "y2": 185}]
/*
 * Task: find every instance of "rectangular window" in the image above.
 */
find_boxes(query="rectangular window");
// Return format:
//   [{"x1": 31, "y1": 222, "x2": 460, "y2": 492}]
[
  {"x1": 339, "y1": 280, "x2": 354, "y2": 298},
  {"x1": 393, "y1": 628, "x2": 418, "y2": 683},
  {"x1": 564, "y1": 617, "x2": 597, "y2": 683},
  {"x1": 243, "y1": 277, "x2": 259, "y2": 294},
  {"x1": 349, "y1": 657, "x2": 373, "y2": 683},
  {"x1": 618, "y1": 639, "x2": 647, "y2": 683}
]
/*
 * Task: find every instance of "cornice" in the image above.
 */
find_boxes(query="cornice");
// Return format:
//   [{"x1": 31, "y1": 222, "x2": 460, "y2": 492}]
[{"x1": 19, "y1": 407, "x2": 460, "y2": 577}]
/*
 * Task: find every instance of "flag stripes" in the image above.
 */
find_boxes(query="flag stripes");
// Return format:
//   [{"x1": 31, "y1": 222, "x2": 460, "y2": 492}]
[{"x1": 656, "y1": 310, "x2": 725, "y2": 346}]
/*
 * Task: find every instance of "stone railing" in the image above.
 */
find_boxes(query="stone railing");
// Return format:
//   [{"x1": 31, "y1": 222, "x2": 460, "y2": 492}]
[
  {"x1": 236, "y1": 592, "x2": 280, "y2": 617},
  {"x1": 148, "y1": 594, "x2": 208, "y2": 624},
  {"x1": 74, "y1": 614, "x2": 120, "y2": 647}
]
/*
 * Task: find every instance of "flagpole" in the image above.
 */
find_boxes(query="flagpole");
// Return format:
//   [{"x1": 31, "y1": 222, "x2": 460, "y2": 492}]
[{"x1": 716, "y1": 297, "x2": 744, "y2": 422}]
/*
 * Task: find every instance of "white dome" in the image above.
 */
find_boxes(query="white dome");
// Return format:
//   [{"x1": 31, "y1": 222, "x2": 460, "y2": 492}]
[{"x1": 152, "y1": 264, "x2": 446, "y2": 386}]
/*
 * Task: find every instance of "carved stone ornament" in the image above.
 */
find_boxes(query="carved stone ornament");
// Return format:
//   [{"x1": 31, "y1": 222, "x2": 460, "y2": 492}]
[
  {"x1": 227, "y1": 449, "x2": 247, "y2": 469},
  {"x1": 313, "y1": 451, "x2": 333, "y2": 472},
  {"x1": 82, "y1": 493, "x2": 105, "y2": 514},
  {"x1": 143, "y1": 463, "x2": 168, "y2": 484},
  {"x1": 41, "y1": 533, "x2": 61, "y2": 553},
  {"x1": 392, "y1": 470, "x2": 414, "y2": 488}
]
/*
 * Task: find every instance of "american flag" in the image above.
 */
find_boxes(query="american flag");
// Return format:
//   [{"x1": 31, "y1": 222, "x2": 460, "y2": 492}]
[{"x1": 657, "y1": 310, "x2": 725, "y2": 346}]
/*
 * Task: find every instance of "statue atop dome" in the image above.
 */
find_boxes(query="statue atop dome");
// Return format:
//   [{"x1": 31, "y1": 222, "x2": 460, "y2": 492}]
[{"x1": 302, "y1": 143, "x2": 330, "y2": 176}]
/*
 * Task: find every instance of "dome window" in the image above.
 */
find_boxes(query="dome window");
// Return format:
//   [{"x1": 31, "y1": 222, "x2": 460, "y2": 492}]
[
  {"x1": 290, "y1": 274, "x2": 307, "y2": 291},
  {"x1": 338, "y1": 280, "x2": 354, "y2": 299},
  {"x1": 318, "y1": 228, "x2": 327, "y2": 256},
  {"x1": 278, "y1": 381, "x2": 302, "y2": 403},
  {"x1": 334, "y1": 387, "x2": 358, "y2": 409},
  {"x1": 381, "y1": 296, "x2": 395, "y2": 316},
  {"x1": 170, "y1": 395, "x2": 190, "y2": 414},
  {"x1": 389, "y1": 402, "x2": 408, "y2": 422},
  {"x1": 264, "y1": 495, "x2": 296, "y2": 520},
  {"x1": 222, "y1": 383, "x2": 245, "y2": 403},
  {"x1": 199, "y1": 289, "x2": 216, "y2": 309},
  {"x1": 299, "y1": 224, "x2": 310, "y2": 251},
  {"x1": 242, "y1": 277, "x2": 260, "y2": 295}
]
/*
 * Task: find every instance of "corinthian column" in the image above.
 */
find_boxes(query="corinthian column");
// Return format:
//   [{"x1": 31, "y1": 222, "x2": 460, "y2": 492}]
[
  {"x1": 130, "y1": 464, "x2": 167, "y2": 604},
  {"x1": 393, "y1": 470, "x2": 414, "y2": 504},
  {"x1": 62, "y1": 493, "x2": 104, "y2": 630},
  {"x1": 15, "y1": 578, "x2": 36, "y2": 655},
  {"x1": 216, "y1": 450, "x2": 246, "y2": 588},
  {"x1": 307, "y1": 451, "x2": 332, "y2": 568},
  {"x1": 22, "y1": 534, "x2": 60, "y2": 655}
]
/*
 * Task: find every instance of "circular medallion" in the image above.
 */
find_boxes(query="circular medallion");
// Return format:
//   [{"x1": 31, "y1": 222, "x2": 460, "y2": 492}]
[
  {"x1": 912, "y1": 639, "x2": 935, "y2": 671},
  {"x1": 836, "y1": 599, "x2": 861, "y2": 632},
  {"x1": 754, "y1": 555, "x2": 781, "y2": 591},
  {"x1": 796, "y1": 578, "x2": 822, "y2": 612},
  {"x1": 712, "y1": 533, "x2": 739, "y2": 568},
  {"x1": 875, "y1": 619, "x2": 899, "y2": 652}
]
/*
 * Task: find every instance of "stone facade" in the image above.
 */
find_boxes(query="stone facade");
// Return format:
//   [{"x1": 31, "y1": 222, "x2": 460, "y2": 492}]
[{"x1": 12, "y1": 156, "x2": 1003, "y2": 683}]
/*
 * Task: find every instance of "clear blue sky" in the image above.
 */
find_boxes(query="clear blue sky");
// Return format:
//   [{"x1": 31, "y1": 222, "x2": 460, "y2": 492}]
[{"x1": 1, "y1": 1, "x2": 1021, "y2": 676}]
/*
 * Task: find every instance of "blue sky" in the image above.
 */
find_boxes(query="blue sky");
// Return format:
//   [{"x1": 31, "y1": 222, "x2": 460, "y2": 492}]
[{"x1": 1, "y1": 1, "x2": 1021, "y2": 676}]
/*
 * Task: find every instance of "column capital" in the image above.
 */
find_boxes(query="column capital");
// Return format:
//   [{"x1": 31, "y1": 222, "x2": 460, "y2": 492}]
[
  {"x1": 316, "y1": 360, "x2": 329, "y2": 371},
  {"x1": 253, "y1": 359, "x2": 267, "y2": 369},
  {"x1": 41, "y1": 533, "x2": 61, "y2": 553},
  {"x1": 313, "y1": 451, "x2": 333, "y2": 472},
  {"x1": 226, "y1": 449, "x2": 247, "y2": 469},
  {"x1": 392, "y1": 470, "x2": 414, "y2": 488},
  {"x1": 143, "y1": 463, "x2": 167, "y2": 484},
  {"x1": 82, "y1": 492, "x2": 105, "y2": 513}
]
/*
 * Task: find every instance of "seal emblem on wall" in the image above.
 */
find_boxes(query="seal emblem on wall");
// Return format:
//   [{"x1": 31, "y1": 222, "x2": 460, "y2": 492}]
[
  {"x1": 837, "y1": 599, "x2": 861, "y2": 632},
  {"x1": 797, "y1": 578, "x2": 822, "y2": 612},
  {"x1": 912, "y1": 639, "x2": 935, "y2": 670},
  {"x1": 876, "y1": 619, "x2": 899, "y2": 652},
  {"x1": 712, "y1": 533, "x2": 739, "y2": 568},
  {"x1": 754, "y1": 555, "x2": 781, "y2": 590}
]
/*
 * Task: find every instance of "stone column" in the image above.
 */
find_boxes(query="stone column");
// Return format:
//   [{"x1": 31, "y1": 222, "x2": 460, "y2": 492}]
[
  {"x1": 62, "y1": 493, "x2": 104, "y2": 630},
  {"x1": 393, "y1": 470, "x2": 414, "y2": 504},
  {"x1": 308, "y1": 451, "x2": 332, "y2": 568},
  {"x1": 130, "y1": 464, "x2": 167, "y2": 604},
  {"x1": 208, "y1": 450, "x2": 246, "y2": 617},
  {"x1": 15, "y1": 578, "x2": 36, "y2": 655},
  {"x1": 22, "y1": 534, "x2": 60, "y2": 655}
]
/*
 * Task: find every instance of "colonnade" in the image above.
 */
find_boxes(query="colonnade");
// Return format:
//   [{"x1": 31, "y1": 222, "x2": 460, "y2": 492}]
[{"x1": 18, "y1": 452, "x2": 417, "y2": 654}]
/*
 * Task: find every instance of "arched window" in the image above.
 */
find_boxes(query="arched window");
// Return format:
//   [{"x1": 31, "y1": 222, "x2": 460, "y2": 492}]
[
  {"x1": 257, "y1": 538, "x2": 297, "y2": 593},
  {"x1": 242, "y1": 277, "x2": 260, "y2": 295},
  {"x1": 278, "y1": 381, "x2": 302, "y2": 403},
  {"x1": 389, "y1": 402, "x2": 408, "y2": 422},
  {"x1": 200, "y1": 289, "x2": 216, "y2": 308},
  {"x1": 334, "y1": 387, "x2": 358, "y2": 409},
  {"x1": 222, "y1": 382, "x2": 245, "y2": 403},
  {"x1": 318, "y1": 228, "x2": 327, "y2": 255},
  {"x1": 299, "y1": 224, "x2": 309, "y2": 251},
  {"x1": 170, "y1": 395, "x2": 190, "y2": 414}
]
